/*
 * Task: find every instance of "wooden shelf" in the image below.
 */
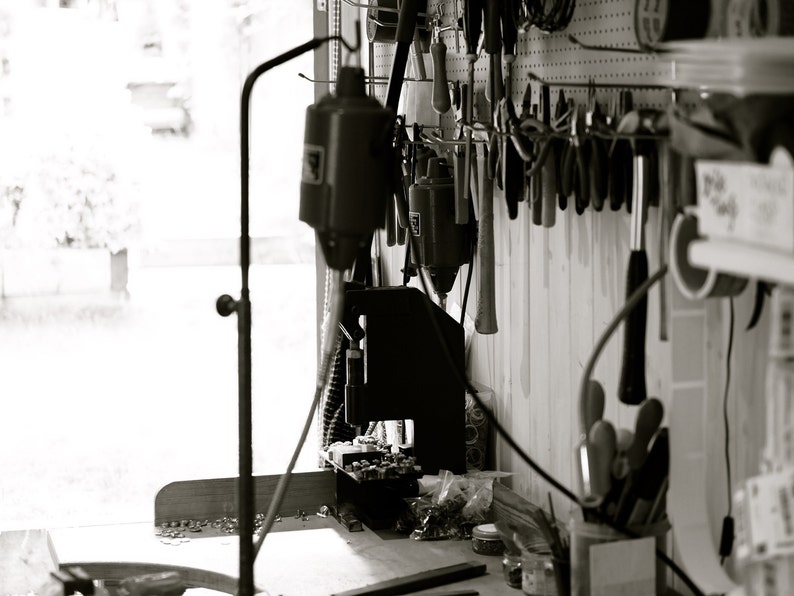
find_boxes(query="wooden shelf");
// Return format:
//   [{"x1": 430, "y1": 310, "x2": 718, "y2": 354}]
[{"x1": 689, "y1": 239, "x2": 794, "y2": 287}]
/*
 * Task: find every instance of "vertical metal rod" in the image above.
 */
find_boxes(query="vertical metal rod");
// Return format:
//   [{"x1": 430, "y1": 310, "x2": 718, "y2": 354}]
[{"x1": 236, "y1": 37, "x2": 325, "y2": 596}]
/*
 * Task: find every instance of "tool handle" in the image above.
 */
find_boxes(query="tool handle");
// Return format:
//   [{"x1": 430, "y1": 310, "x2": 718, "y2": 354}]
[
  {"x1": 618, "y1": 249, "x2": 649, "y2": 405},
  {"x1": 409, "y1": 39, "x2": 426, "y2": 81},
  {"x1": 588, "y1": 420, "x2": 617, "y2": 502},
  {"x1": 589, "y1": 139, "x2": 607, "y2": 211},
  {"x1": 541, "y1": 144, "x2": 557, "y2": 227},
  {"x1": 386, "y1": 196, "x2": 397, "y2": 247},
  {"x1": 385, "y1": 0, "x2": 419, "y2": 112},
  {"x1": 463, "y1": 0, "x2": 483, "y2": 57},
  {"x1": 531, "y1": 168, "x2": 543, "y2": 226},
  {"x1": 626, "y1": 398, "x2": 664, "y2": 470},
  {"x1": 453, "y1": 151, "x2": 470, "y2": 225},
  {"x1": 580, "y1": 379, "x2": 605, "y2": 437},
  {"x1": 501, "y1": 0, "x2": 518, "y2": 58},
  {"x1": 475, "y1": 148, "x2": 498, "y2": 335},
  {"x1": 483, "y1": 0, "x2": 501, "y2": 54},
  {"x1": 430, "y1": 42, "x2": 451, "y2": 114}
]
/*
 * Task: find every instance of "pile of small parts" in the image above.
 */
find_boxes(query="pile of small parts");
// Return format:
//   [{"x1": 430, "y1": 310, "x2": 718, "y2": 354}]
[{"x1": 346, "y1": 452, "x2": 418, "y2": 480}]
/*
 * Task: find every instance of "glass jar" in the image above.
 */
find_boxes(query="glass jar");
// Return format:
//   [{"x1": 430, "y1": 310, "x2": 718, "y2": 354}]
[
  {"x1": 471, "y1": 523, "x2": 505, "y2": 556},
  {"x1": 521, "y1": 552, "x2": 556, "y2": 596},
  {"x1": 502, "y1": 552, "x2": 523, "y2": 588}
]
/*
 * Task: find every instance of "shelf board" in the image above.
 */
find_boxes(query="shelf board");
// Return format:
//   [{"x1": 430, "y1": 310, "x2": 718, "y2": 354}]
[{"x1": 689, "y1": 239, "x2": 794, "y2": 287}]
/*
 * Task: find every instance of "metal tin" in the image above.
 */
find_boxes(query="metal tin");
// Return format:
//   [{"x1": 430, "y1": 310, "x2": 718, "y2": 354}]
[{"x1": 471, "y1": 523, "x2": 505, "y2": 556}]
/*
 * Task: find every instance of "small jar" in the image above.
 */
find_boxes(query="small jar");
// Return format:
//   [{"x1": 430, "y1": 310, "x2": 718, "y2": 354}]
[
  {"x1": 471, "y1": 523, "x2": 505, "y2": 556},
  {"x1": 502, "y1": 552, "x2": 523, "y2": 588},
  {"x1": 521, "y1": 552, "x2": 556, "y2": 596}
]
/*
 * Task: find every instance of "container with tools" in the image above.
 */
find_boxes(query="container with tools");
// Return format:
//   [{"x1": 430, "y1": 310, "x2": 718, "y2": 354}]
[{"x1": 569, "y1": 517, "x2": 670, "y2": 596}]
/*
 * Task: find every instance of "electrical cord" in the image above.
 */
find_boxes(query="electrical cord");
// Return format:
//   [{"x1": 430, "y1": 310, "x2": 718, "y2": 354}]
[
  {"x1": 459, "y1": 233, "x2": 476, "y2": 327},
  {"x1": 252, "y1": 269, "x2": 345, "y2": 559},
  {"x1": 523, "y1": 0, "x2": 576, "y2": 32},
  {"x1": 720, "y1": 297, "x2": 736, "y2": 565}
]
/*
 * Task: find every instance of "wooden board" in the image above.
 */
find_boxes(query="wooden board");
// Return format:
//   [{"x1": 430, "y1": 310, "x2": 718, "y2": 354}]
[{"x1": 154, "y1": 470, "x2": 335, "y2": 525}]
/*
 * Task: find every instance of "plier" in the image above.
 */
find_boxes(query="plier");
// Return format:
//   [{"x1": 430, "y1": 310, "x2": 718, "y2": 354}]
[
  {"x1": 561, "y1": 103, "x2": 590, "y2": 215},
  {"x1": 583, "y1": 86, "x2": 609, "y2": 212}
]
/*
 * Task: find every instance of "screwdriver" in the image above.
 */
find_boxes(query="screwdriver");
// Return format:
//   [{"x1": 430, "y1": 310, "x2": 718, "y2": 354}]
[
  {"x1": 462, "y1": 0, "x2": 484, "y2": 228},
  {"x1": 483, "y1": 0, "x2": 502, "y2": 105}
]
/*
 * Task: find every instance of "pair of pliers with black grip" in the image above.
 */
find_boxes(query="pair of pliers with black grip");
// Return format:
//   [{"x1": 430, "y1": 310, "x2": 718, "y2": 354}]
[
  {"x1": 583, "y1": 89, "x2": 610, "y2": 212},
  {"x1": 560, "y1": 103, "x2": 590, "y2": 215}
]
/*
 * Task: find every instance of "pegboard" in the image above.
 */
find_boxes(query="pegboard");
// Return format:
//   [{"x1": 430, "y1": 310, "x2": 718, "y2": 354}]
[{"x1": 368, "y1": 0, "x2": 676, "y2": 135}]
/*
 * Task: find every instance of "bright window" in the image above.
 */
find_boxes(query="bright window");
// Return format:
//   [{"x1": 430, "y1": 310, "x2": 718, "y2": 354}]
[{"x1": 0, "y1": 0, "x2": 318, "y2": 530}]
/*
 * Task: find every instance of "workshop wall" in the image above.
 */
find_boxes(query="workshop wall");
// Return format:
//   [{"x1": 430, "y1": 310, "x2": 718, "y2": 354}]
[{"x1": 358, "y1": 0, "x2": 769, "y2": 588}]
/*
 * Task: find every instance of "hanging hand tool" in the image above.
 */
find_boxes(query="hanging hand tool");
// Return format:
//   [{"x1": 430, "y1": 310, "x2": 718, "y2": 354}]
[
  {"x1": 382, "y1": 0, "x2": 421, "y2": 252},
  {"x1": 500, "y1": 0, "x2": 518, "y2": 88},
  {"x1": 408, "y1": 157, "x2": 471, "y2": 310},
  {"x1": 475, "y1": 140, "x2": 498, "y2": 334},
  {"x1": 540, "y1": 85, "x2": 556, "y2": 227},
  {"x1": 617, "y1": 111, "x2": 658, "y2": 405},
  {"x1": 608, "y1": 91, "x2": 633, "y2": 211},
  {"x1": 561, "y1": 104, "x2": 590, "y2": 215},
  {"x1": 384, "y1": 0, "x2": 421, "y2": 112},
  {"x1": 483, "y1": 0, "x2": 502, "y2": 106},
  {"x1": 583, "y1": 85, "x2": 609, "y2": 212},
  {"x1": 499, "y1": 98, "x2": 524, "y2": 220},
  {"x1": 430, "y1": 7, "x2": 451, "y2": 115},
  {"x1": 453, "y1": 84, "x2": 470, "y2": 225},
  {"x1": 462, "y1": 0, "x2": 484, "y2": 224},
  {"x1": 554, "y1": 90, "x2": 570, "y2": 211}
]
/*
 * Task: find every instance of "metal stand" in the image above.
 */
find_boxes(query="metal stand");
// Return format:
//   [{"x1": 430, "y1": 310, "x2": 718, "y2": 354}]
[{"x1": 215, "y1": 35, "x2": 354, "y2": 596}]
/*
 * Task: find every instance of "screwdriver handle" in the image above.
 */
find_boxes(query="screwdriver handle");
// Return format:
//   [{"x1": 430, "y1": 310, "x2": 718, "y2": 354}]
[
  {"x1": 430, "y1": 42, "x2": 451, "y2": 114},
  {"x1": 618, "y1": 249, "x2": 649, "y2": 405},
  {"x1": 580, "y1": 379, "x2": 605, "y2": 438},
  {"x1": 501, "y1": 0, "x2": 518, "y2": 59},
  {"x1": 483, "y1": 0, "x2": 501, "y2": 54},
  {"x1": 588, "y1": 420, "x2": 617, "y2": 502},
  {"x1": 626, "y1": 397, "x2": 664, "y2": 471},
  {"x1": 463, "y1": 0, "x2": 483, "y2": 57}
]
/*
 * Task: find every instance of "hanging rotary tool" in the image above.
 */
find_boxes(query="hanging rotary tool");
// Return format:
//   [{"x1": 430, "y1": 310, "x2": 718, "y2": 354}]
[{"x1": 408, "y1": 156, "x2": 472, "y2": 310}]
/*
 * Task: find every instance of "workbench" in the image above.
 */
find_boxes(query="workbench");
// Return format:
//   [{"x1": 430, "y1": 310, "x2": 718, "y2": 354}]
[
  {"x1": 6, "y1": 477, "x2": 687, "y2": 595},
  {"x1": 46, "y1": 516, "x2": 516, "y2": 595}
]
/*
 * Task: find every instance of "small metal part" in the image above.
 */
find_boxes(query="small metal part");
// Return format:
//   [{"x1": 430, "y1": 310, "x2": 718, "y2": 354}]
[{"x1": 339, "y1": 513, "x2": 364, "y2": 532}]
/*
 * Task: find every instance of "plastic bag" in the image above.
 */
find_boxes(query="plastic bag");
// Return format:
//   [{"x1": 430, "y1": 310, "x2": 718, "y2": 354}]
[{"x1": 397, "y1": 469, "x2": 511, "y2": 540}]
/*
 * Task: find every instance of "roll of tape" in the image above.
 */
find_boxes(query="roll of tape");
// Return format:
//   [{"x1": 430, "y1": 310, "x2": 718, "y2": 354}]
[
  {"x1": 726, "y1": 0, "x2": 794, "y2": 37},
  {"x1": 670, "y1": 213, "x2": 748, "y2": 300},
  {"x1": 635, "y1": 0, "x2": 711, "y2": 48}
]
